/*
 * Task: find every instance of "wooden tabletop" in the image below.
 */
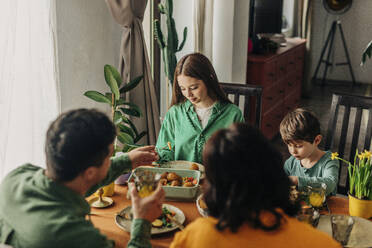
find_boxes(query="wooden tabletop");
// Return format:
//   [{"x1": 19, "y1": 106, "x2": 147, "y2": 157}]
[{"x1": 87, "y1": 185, "x2": 350, "y2": 248}]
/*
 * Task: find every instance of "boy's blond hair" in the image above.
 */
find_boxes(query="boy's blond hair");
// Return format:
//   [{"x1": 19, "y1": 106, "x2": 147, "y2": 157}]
[{"x1": 280, "y1": 108, "x2": 321, "y2": 144}]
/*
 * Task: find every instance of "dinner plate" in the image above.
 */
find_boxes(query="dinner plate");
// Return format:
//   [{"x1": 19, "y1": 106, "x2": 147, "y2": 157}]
[
  {"x1": 159, "y1": 161, "x2": 205, "y2": 179},
  {"x1": 115, "y1": 203, "x2": 186, "y2": 235},
  {"x1": 196, "y1": 194, "x2": 208, "y2": 217}
]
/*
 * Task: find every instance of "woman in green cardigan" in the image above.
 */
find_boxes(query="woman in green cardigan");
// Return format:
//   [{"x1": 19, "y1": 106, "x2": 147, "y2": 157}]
[{"x1": 156, "y1": 53, "x2": 244, "y2": 163}]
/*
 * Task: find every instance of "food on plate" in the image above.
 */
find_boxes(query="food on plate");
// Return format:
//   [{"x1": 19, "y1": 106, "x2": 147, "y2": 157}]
[
  {"x1": 167, "y1": 172, "x2": 180, "y2": 181},
  {"x1": 151, "y1": 219, "x2": 163, "y2": 227},
  {"x1": 152, "y1": 207, "x2": 176, "y2": 228},
  {"x1": 171, "y1": 180, "x2": 181, "y2": 186},
  {"x1": 190, "y1": 163, "x2": 199, "y2": 170},
  {"x1": 199, "y1": 197, "x2": 207, "y2": 210},
  {"x1": 160, "y1": 172, "x2": 168, "y2": 179},
  {"x1": 183, "y1": 182, "x2": 194, "y2": 187}
]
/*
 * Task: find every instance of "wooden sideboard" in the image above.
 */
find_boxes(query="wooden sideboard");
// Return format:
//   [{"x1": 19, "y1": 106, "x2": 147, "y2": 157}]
[{"x1": 246, "y1": 38, "x2": 306, "y2": 139}]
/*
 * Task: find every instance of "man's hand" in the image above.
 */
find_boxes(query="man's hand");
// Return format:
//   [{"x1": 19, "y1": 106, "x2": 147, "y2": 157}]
[
  {"x1": 128, "y1": 146, "x2": 159, "y2": 168},
  {"x1": 129, "y1": 182, "x2": 165, "y2": 222},
  {"x1": 289, "y1": 176, "x2": 299, "y2": 185}
]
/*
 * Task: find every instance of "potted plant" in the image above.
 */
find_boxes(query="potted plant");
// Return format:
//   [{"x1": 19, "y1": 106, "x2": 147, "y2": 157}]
[
  {"x1": 84, "y1": 64, "x2": 146, "y2": 196},
  {"x1": 331, "y1": 150, "x2": 372, "y2": 218}
]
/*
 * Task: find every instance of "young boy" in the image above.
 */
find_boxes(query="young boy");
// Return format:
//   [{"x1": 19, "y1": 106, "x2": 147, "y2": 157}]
[{"x1": 279, "y1": 108, "x2": 339, "y2": 196}]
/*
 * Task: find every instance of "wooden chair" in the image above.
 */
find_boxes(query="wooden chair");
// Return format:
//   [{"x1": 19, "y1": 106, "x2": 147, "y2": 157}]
[
  {"x1": 324, "y1": 92, "x2": 372, "y2": 195},
  {"x1": 220, "y1": 82, "x2": 263, "y2": 128}
]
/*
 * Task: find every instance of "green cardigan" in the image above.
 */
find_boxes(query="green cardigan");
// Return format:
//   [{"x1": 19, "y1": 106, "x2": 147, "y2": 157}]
[{"x1": 156, "y1": 100, "x2": 244, "y2": 163}]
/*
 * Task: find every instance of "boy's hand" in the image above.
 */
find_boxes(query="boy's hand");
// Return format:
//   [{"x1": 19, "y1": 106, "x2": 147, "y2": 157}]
[
  {"x1": 129, "y1": 182, "x2": 165, "y2": 222},
  {"x1": 128, "y1": 146, "x2": 159, "y2": 168},
  {"x1": 289, "y1": 176, "x2": 299, "y2": 185}
]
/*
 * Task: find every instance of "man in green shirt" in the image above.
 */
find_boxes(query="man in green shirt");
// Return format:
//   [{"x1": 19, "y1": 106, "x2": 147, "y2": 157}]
[{"x1": 0, "y1": 109, "x2": 164, "y2": 248}]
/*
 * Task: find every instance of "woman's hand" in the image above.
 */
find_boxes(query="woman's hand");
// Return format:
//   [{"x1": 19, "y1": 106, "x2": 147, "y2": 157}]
[
  {"x1": 128, "y1": 145, "x2": 159, "y2": 168},
  {"x1": 129, "y1": 182, "x2": 165, "y2": 222}
]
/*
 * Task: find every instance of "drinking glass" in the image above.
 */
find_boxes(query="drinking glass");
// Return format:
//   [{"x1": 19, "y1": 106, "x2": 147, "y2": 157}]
[
  {"x1": 308, "y1": 183, "x2": 326, "y2": 208},
  {"x1": 331, "y1": 215, "x2": 354, "y2": 246},
  {"x1": 132, "y1": 170, "x2": 161, "y2": 198}
]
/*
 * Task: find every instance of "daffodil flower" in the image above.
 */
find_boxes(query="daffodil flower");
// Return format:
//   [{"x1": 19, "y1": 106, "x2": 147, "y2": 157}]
[
  {"x1": 331, "y1": 152, "x2": 339, "y2": 160},
  {"x1": 363, "y1": 150, "x2": 372, "y2": 159}
]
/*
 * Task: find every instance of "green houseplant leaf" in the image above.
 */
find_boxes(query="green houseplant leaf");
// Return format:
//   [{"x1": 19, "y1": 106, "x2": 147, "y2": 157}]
[
  {"x1": 104, "y1": 65, "x2": 120, "y2": 100},
  {"x1": 105, "y1": 64, "x2": 122, "y2": 88},
  {"x1": 361, "y1": 41, "x2": 372, "y2": 66},
  {"x1": 117, "y1": 131, "x2": 134, "y2": 145},
  {"x1": 84, "y1": 91, "x2": 111, "y2": 104},
  {"x1": 117, "y1": 123, "x2": 135, "y2": 139},
  {"x1": 119, "y1": 75, "x2": 144, "y2": 93}
]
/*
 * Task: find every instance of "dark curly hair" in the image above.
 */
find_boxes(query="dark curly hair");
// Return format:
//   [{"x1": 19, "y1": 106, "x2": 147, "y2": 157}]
[
  {"x1": 45, "y1": 109, "x2": 116, "y2": 182},
  {"x1": 279, "y1": 108, "x2": 321, "y2": 144},
  {"x1": 203, "y1": 123, "x2": 299, "y2": 233}
]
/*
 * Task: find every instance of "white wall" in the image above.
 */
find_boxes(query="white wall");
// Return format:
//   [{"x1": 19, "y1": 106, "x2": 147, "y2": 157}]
[
  {"x1": 310, "y1": 1, "x2": 372, "y2": 84},
  {"x1": 56, "y1": 0, "x2": 122, "y2": 113},
  {"x1": 159, "y1": 0, "x2": 249, "y2": 116}
]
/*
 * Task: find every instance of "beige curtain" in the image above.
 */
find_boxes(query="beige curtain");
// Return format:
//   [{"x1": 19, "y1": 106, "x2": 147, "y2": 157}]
[
  {"x1": 193, "y1": 0, "x2": 214, "y2": 59},
  {"x1": 105, "y1": 0, "x2": 160, "y2": 145},
  {"x1": 293, "y1": 0, "x2": 314, "y2": 96}
]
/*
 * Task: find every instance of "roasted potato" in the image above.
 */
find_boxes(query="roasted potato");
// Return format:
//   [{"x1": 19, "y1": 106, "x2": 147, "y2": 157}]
[
  {"x1": 170, "y1": 180, "x2": 181, "y2": 186},
  {"x1": 183, "y1": 182, "x2": 194, "y2": 187},
  {"x1": 152, "y1": 219, "x2": 163, "y2": 227},
  {"x1": 160, "y1": 172, "x2": 168, "y2": 179},
  {"x1": 190, "y1": 163, "x2": 199, "y2": 170},
  {"x1": 167, "y1": 172, "x2": 179, "y2": 181}
]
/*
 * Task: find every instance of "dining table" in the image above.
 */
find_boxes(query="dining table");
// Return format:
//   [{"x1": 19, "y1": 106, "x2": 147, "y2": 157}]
[{"x1": 86, "y1": 185, "x2": 356, "y2": 248}]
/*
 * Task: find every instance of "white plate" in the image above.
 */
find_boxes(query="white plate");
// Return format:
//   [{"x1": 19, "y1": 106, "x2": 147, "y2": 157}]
[
  {"x1": 160, "y1": 161, "x2": 205, "y2": 179},
  {"x1": 115, "y1": 203, "x2": 186, "y2": 235},
  {"x1": 196, "y1": 194, "x2": 208, "y2": 217}
]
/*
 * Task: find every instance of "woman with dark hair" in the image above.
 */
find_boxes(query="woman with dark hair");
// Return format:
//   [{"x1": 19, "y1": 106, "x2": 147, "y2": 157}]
[
  {"x1": 156, "y1": 53, "x2": 243, "y2": 163},
  {"x1": 168, "y1": 123, "x2": 341, "y2": 248}
]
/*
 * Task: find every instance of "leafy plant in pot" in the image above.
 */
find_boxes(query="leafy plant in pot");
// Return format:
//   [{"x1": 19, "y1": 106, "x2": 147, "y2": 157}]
[
  {"x1": 331, "y1": 150, "x2": 372, "y2": 218},
  {"x1": 84, "y1": 64, "x2": 146, "y2": 196}
]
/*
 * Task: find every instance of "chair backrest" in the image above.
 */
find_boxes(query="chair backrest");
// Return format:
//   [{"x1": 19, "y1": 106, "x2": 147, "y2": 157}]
[
  {"x1": 219, "y1": 82, "x2": 263, "y2": 128},
  {"x1": 324, "y1": 92, "x2": 372, "y2": 194}
]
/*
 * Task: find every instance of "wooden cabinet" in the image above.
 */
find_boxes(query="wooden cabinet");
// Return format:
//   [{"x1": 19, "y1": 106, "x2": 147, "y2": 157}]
[{"x1": 246, "y1": 38, "x2": 306, "y2": 139}]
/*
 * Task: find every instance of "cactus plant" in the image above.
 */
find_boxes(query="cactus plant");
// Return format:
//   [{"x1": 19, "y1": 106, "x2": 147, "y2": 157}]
[{"x1": 154, "y1": 0, "x2": 187, "y2": 86}]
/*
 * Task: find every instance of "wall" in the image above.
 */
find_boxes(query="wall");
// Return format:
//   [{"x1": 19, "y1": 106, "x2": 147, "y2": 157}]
[
  {"x1": 160, "y1": 0, "x2": 249, "y2": 116},
  {"x1": 310, "y1": 1, "x2": 372, "y2": 84},
  {"x1": 56, "y1": 0, "x2": 122, "y2": 113}
]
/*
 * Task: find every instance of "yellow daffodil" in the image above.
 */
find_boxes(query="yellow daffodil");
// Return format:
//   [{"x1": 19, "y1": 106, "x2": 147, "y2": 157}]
[
  {"x1": 363, "y1": 150, "x2": 372, "y2": 159},
  {"x1": 358, "y1": 153, "x2": 365, "y2": 160},
  {"x1": 331, "y1": 152, "x2": 339, "y2": 160}
]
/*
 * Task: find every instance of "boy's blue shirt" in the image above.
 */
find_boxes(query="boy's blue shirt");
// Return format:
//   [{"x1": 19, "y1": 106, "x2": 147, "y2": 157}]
[{"x1": 284, "y1": 151, "x2": 339, "y2": 195}]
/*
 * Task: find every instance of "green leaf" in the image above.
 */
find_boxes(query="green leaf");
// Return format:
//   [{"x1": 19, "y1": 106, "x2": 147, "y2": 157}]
[
  {"x1": 104, "y1": 65, "x2": 120, "y2": 100},
  {"x1": 120, "y1": 75, "x2": 143, "y2": 93},
  {"x1": 361, "y1": 40, "x2": 372, "y2": 66},
  {"x1": 120, "y1": 107, "x2": 141, "y2": 117},
  {"x1": 105, "y1": 64, "x2": 122, "y2": 88},
  {"x1": 84, "y1": 91, "x2": 111, "y2": 104},
  {"x1": 134, "y1": 131, "x2": 147, "y2": 143},
  {"x1": 114, "y1": 111, "x2": 123, "y2": 125},
  {"x1": 122, "y1": 118, "x2": 138, "y2": 136},
  {"x1": 117, "y1": 131, "x2": 134, "y2": 145},
  {"x1": 122, "y1": 143, "x2": 143, "y2": 152},
  {"x1": 117, "y1": 123, "x2": 135, "y2": 139},
  {"x1": 120, "y1": 102, "x2": 142, "y2": 117}
]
